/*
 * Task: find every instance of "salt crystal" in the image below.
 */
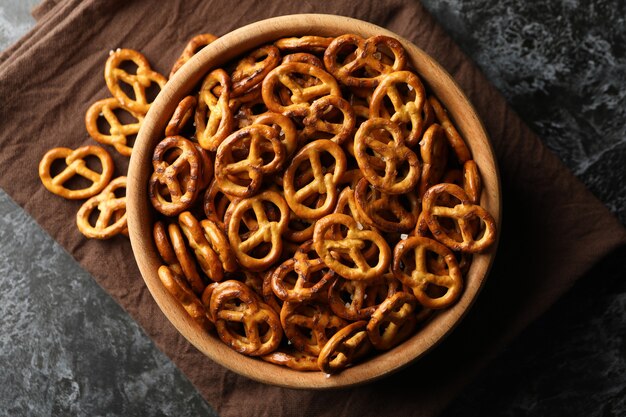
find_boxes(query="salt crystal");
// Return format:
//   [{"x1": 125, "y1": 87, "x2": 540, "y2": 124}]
[
  {"x1": 109, "y1": 50, "x2": 114, "y2": 56},
  {"x1": 400, "y1": 234, "x2": 408, "y2": 240},
  {"x1": 116, "y1": 47, "x2": 121, "y2": 52},
  {"x1": 99, "y1": 112, "x2": 103, "y2": 117},
  {"x1": 287, "y1": 340, "x2": 292, "y2": 345},
  {"x1": 356, "y1": 222, "x2": 364, "y2": 230},
  {"x1": 345, "y1": 302, "x2": 351, "y2": 308},
  {"x1": 325, "y1": 373, "x2": 332, "y2": 378},
  {"x1": 364, "y1": 294, "x2": 368, "y2": 299},
  {"x1": 407, "y1": 85, "x2": 414, "y2": 91}
]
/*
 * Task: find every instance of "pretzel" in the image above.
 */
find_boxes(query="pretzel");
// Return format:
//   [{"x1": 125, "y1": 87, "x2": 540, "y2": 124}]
[
  {"x1": 301, "y1": 95, "x2": 356, "y2": 145},
  {"x1": 39, "y1": 145, "x2": 114, "y2": 200},
  {"x1": 429, "y1": 96, "x2": 472, "y2": 164},
  {"x1": 393, "y1": 236, "x2": 463, "y2": 309},
  {"x1": 76, "y1": 176, "x2": 127, "y2": 239},
  {"x1": 274, "y1": 36, "x2": 334, "y2": 54},
  {"x1": 178, "y1": 211, "x2": 224, "y2": 282},
  {"x1": 167, "y1": 222, "x2": 206, "y2": 294},
  {"x1": 262, "y1": 62, "x2": 341, "y2": 117},
  {"x1": 313, "y1": 213, "x2": 391, "y2": 280},
  {"x1": 354, "y1": 177, "x2": 419, "y2": 233},
  {"x1": 195, "y1": 69, "x2": 234, "y2": 151},
  {"x1": 104, "y1": 48, "x2": 167, "y2": 114},
  {"x1": 226, "y1": 190, "x2": 290, "y2": 271},
  {"x1": 85, "y1": 98, "x2": 144, "y2": 157},
  {"x1": 149, "y1": 136, "x2": 201, "y2": 216},
  {"x1": 463, "y1": 160, "x2": 482, "y2": 204},
  {"x1": 210, "y1": 280, "x2": 283, "y2": 356},
  {"x1": 215, "y1": 124, "x2": 285, "y2": 197},
  {"x1": 421, "y1": 183, "x2": 496, "y2": 253},
  {"x1": 354, "y1": 118, "x2": 420, "y2": 194},
  {"x1": 231, "y1": 45, "x2": 281, "y2": 97},
  {"x1": 261, "y1": 348, "x2": 320, "y2": 371},
  {"x1": 370, "y1": 70, "x2": 427, "y2": 147},
  {"x1": 280, "y1": 301, "x2": 347, "y2": 356},
  {"x1": 366, "y1": 291, "x2": 418, "y2": 350},
  {"x1": 170, "y1": 33, "x2": 218, "y2": 78},
  {"x1": 200, "y1": 218, "x2": 238, "y2": 273},
  {"x1": 282, "y1": 52, "x2": 324, "y2": 68},
  {"x1": 253, "y1": 112, "x2": 298, "y2": 156},
  {"x1": 283, "y1": 139, "x2": 347, "y2": 220},
  {"x1": 153, "y1": 220, "x2": 183, "y2": 275},
  {"x1": 165, "y1": 95, "x2": 197, "y2": 137},
  {"x1": 418, "y1": 123, "x2": 449, "y2": 198},
  {"x1": 271, "y1": 240, "x2": 335, "y2": 302},
  {"x1": 158, "y1": 265, "x2": 213, "y2": 332},
  {"x1": 328, "y1": 273, "x2": 402, "y2": 321},
  {"x1": 324, "y1": 34, "x2": 406, "y2": 88},
  {"x1": 317, "y1": 320, "x2": 371, "y2": 374}
]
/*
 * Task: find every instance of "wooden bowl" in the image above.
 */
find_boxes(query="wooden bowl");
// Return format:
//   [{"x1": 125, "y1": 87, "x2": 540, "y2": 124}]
[{"x1": 127, "y1": 14, "x2": 501, "y2": 389}]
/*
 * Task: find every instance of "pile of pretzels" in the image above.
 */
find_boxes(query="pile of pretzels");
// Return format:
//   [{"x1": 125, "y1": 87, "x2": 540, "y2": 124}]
[{"x1": 148, "y1": 33, "x2": 497, "y2": 374}]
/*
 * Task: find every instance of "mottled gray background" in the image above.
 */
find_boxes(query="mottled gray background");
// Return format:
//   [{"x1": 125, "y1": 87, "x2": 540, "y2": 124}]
[{"x1": 1, "y1": 0, "x2": 624, "y2": 416}]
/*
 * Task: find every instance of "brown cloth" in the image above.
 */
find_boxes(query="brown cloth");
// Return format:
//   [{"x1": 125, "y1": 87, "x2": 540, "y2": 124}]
[{"x1": 2, "y1": 0, "x2": 625, "y2": 416}]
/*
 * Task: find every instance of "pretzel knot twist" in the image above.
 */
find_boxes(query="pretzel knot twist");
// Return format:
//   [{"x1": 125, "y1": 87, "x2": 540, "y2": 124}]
[
  {"x1": 301, "y1": 95, "x2": 356, "y2": 145},
  {"x1": 76, "y1": 176, "x2": 127, "y2": 239},
  {"x1": 283, "y1": 139, "x2": 347, "y2": 220},
  {"x1": 210, "y1": 280, "x2": 282, "y2": 356},
  {"x1": 317, "y1": 320, "x2": 371, "y2": 374},
  {"x1": 39, "y1": 145, "x2": 114, "y2": 200},
  {"x1": 422, "y1": 183, "x2": 496, "y2": 253},
  {"x1": 149, "y1": 136, "x2": 201, "y2": 216},
  {"x1": 328, "y1": 273, "x2": 401, "y2": 321},
  {"x1": 104, "y1": 48, "x2": 167, "y2": 114},
  {"x1": 354, "y1": 118, "x2": 421, "y2": 194},
  {"x1": 226, "y1": 190, "x2": 290, "y2": 271},
  {"x1": 366, "y1": 292, "x2": 418, "y2": 350},
  {"x1": 231, "y1": 45, "x2": 281, "y2": 97},
  {"x1": 195, "y1": 69, "x2": 234, "y2": 151},
  {"x1": 313, "y1": 213, "x2": 391, "y2": 281},
  {"x1": 393, "y1": 236, "x2": 463, "y2": 309},
  {"x1": 85, "y1": 98, "x2": 144, "y2": 157},
  {"x1": 215, "y1": 124, "x2": 285, "y2": 197},
  {"x1": 354, "y1": 178, "x2": 419, "y2": 233}
]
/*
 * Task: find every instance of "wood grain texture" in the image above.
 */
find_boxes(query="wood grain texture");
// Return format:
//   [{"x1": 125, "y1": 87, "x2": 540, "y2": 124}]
[{"x1": 127, "y1": 14, "x2": 501, "y2": 389}]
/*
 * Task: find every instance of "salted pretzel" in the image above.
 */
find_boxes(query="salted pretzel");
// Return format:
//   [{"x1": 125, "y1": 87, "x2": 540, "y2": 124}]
[
  {"x1": 429, "y1": 96, "x2": 472, "y2": 164},
  {"x1": 418, "y1": 123, "x2": 449, "y2": 198},
  {"x1": 170, "y1": 33, "x2": 218, "y2": 78},
  {"x1": 195, "y1": 68, "x2": 234, "y2": 151},
  {"x1": 231, "y1": 45, "x2": 281, "y2": 97},
  {"x1": 271, "y1": 240, "x2": 335, "y2": 303},
  {"x1": 280, "y1": 301, "x2": 347, "y2": 356},
  {"x1": 281, "y1": 52, "x2": 324, "y2": 68},
  {"x1": 104, "y1": 48, "x2": 167, "y2": 114},
  {"x1": 85, "y1": 98, "x2": 143, "y2": 157},
  {"x1": 354, "y1": 118, "x2": 420, "y2": 194},
  {"x1": 253, "y1": 112, "x2": 298, "y2": 156},
  {"x1": 76, "y1": 176, "x2": 127, "y2": 239},
  {"x1": 318, "y1": 320, "x2": 371, "y2": 374},
  {"x1": 283, "y1": 139, "x2": 347, "y2": 220},
  {"x1": 201, "y1": 218, "x2": 238, "y2": 273},
  {"x1": 215, "y1": 124, "x2": 285, "y2": 197},
  {"x1": 210, "y1": 280, "x2": 283, "y2": 356},
  {"x1": 366, "y1": 291, "x2": 418, "y2": 350},
  {"x1": 301, "y1": 95, "x2": 356, "y2": 145},
  {"x1": 262, "y1": 62, "x2": 341, "y2": 117},
  {"x1": 226, "y1": 190, "x2": 290, "y2": 271},
  {"x1": 324, "y1": 34, "x2": 406, "y2": 88},
  {"x1": 39, "y1": 145, "x2": 114, "y2": 200},
  {"x1": 167, "y1": 222, "x2": 206, "y2": 294},
  {"x1": 354, "y1": 177, "x2": 419, "y2": 233},
  {"x1": 158, "y1": 265, "x2": 213, "y2": 331},
  {"x1": 274, "y1": 36, "x2": 334, "y2": 54},
  {"x1": 313, "y1": 213, "x2": 391, "y2": 280},
  {"x1": 328, "y1": 273, "x2": 402, "y2": 321},
  {"x1": 262, "y1": 348, "x2": 320, "y2": 372},
  {"x1": 370, "y1": 70, "x2": 427, "y2": 147},
  {"x1": 149, "y1": 136, "x2": 201, "y2": 216},
  {"x1": 422, "y1": 183, "x2": 496, "y2": 253},
  {"x1": 153, "y1": 220, "x2": 183, "y2": 275},
  {"x1": 165, "y1": 95, "x2": 197, "y2": 137},
  {"x1": 178, "y1": 211, "x2": 224, "y2": 282},
  {"x1": 203, "y1": 179, "x2": 236, "y2": 230},
  {"x1": 463, "y1": 160, "x2": 482, "y2": 204},
  {"x1": 393, "y1": 236, "x2": 463, "y2": 309}
]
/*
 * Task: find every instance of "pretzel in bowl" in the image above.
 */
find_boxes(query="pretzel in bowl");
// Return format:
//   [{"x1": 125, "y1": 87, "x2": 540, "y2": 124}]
[
  {"x1": 195, "y1": 69, "x2": 234, "y2": 151},
  {"x1": 76, "y1": 176, "x2": 127, "y2": 239},
  {"x1": 39, "y1": 145, "x2": 114, "y2": 200},
  {"x1": 317, "y1": 320, "x2": 371, "y2": 374},
  {"x1": 169, "y1": 33, "x2": 218, "y2": 78},
  {"x1": 328, "y1": 273, "x2": 402, "y2": 321},
  {"x1": 366, "y1": 291, "x2": 418, "y2": 350}
]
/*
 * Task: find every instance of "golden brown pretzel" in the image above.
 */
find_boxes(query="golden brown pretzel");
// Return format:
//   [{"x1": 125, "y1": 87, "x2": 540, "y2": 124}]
[
  {"x1": 370, "y1": 70, "x2": 427, "y2": 147},
  {"x1": 354, "y1": 118, "x2": 420, "y2": 194},
  {"x1": 317, "y1": 320, "x2": 371, "y2": 374},
  {"x1": 165, "y1": 95, "x2": 197, "y2": 137},
  {"x1": 301, "y1": 95, "x2": 356, "y2": 145},
  {"x1": 418, "y1": 123, "x2": 449, "y2": 198},
  {"x1": 274, "y1": 36, "x2": 334, "y2": 54},
  {"x1": 195, "y1": 69, "x2": 234, "y2": 151},
  {"x1": 366, "y1": 291, "x2": 418, "y2": 350},
  {"x1": 203, "y1": 179, "x2": 236, "y2": 230},
  {"x1": 429, "y1": 96, "x2": 472, "y2": 164},
  {"x1": 149, "y1": 136, "x2": 201, "y2": 216},
  {"x1": 210, "y1": 280, "x2": 283, "y2": 356},
  {"x1": 231, "y1": 45, "x2": 281, "y2": 97},
  {"x1": 283, "y1": 212, "x2": 316, "y2": 243},
  {"x1": 313, "y1": 213, "x2": 391, "y2": 280},
  {"x1": 328, "y1": 273, "x2": 402, "y2": 321},
  {"x1": 261, "y1": 348, "x2": 320, "y2": 372},
  {"x1": 200, "y1": 218, "x2": 238, "y2": 273},
  {"x1": 104, "y1": 48, "x2": 167, "y2": 114},
  {"x1": 463, "y1": 159, "x2": 482, "y2": 204},
  {"x1": 168, "y1": 222, "x2": 206, "y2": 294},
  {"x1": 226, "y1": 190, "x2": 290, "y2": 271},
  {"x1": 158, "y1": 265, "x2": 213, "y2": 332},
  {"x1": 281, "y1": 52, "x2": 324, "y2": 68},
  {"x1": 169, "y1": 33, "x2": 218, "y2": 78},
  {"x1": 76, "y1": 176, "x2": 127, "y2": 239},
  {"x1": 280, "y1": 301, "x2": 347, "y2": 356},
  {"x1": 421, "y1": 183, "x2": 496, "y2": 253},
  {"x1": 253, "y1": 112, "x2": 298, "y2": 156},
  {"x1": 178, "y1": 211, "x2": 224, "y2": 282},
  {"x1": 283, "y1": 139, "x2": 347, "y2": 220},
  {"x1": 85, "y1": 98, "x2": 144, "y2": 157},
  {"x1": 393, "y1": 236, "x2": 463, "y2": 309},
  {"x1": 215, "y1": 124, "x2": 285, "y2": 197},
  {"x1": 39, "y1": 145, "x2": 114, "y2": 200},
  {"x1": 262, "y1": 62, "x2": 341, "y2": 117},
  {"x1": 153, "y1": 220, "x2": 183, "y2": 275},
  {"x1": 324, "y1": 34, "x2": 406, "y2": 88}
]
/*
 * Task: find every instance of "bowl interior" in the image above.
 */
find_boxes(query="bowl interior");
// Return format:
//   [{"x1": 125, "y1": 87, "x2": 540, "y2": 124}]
[{"x1": 127, "y1": 14, "x2": 501, "y2": 389}]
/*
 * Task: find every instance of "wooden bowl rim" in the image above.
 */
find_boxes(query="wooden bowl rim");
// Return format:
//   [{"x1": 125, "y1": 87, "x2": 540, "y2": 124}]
[{"x1": 127, "y1": 13, "x2": 501, "y2": 389}]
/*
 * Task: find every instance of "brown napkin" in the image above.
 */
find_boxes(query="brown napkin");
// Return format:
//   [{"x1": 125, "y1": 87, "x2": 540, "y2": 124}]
[{"x1": 1, "y1": 0, "x2": 625, "y2": 415}]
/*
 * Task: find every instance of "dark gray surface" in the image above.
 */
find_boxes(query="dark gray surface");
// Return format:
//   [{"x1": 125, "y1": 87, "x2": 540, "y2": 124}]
[{"x1": 1, "y1": 0, "x2": 624, "y2": 416}]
